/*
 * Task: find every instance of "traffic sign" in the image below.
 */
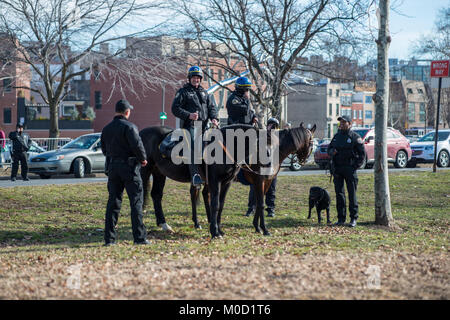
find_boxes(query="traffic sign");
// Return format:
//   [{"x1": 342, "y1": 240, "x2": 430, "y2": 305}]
[
  {"x1": 159, "y1": 112, "x2": 167, "y2": 120},
  {"x1": 430, "y1": 60, "x2": 449, "y2": 78}
]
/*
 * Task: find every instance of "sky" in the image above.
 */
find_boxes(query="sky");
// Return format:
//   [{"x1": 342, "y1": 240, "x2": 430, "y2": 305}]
[{"x1": 388, "y1": 0, "x2": 448, "y2": 60}]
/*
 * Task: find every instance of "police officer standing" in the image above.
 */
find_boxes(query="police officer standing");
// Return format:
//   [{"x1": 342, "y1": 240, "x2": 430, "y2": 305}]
[
  {"x1": 9, "y1": 123, "x2": 31, "y2": 181},
  {"x1": 245, "y1": 117, "x2": 279, "y2": 217},
  {"x1": 327, "y1": 115, "x2": 366, "y2": 227},
  {"x1": 227, "y1": 77, "x2": 258, "y2": 126},
  {"x1": 171, "y1": 66, "x2": 219, "y2": 187},
  {"x1": 101, "y1": 99, "x2": 149, "y2": 246}
]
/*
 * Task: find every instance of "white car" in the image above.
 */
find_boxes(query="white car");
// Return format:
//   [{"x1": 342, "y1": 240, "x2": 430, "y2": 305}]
[{"x1": 408, "y1": 129, "x2": 450, "y2": 167}]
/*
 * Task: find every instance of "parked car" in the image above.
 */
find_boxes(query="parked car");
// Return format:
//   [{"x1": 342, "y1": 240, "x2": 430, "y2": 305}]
[
  {"x1": 407, "y1": 129, "x2": 450, "y2": 168},
  {"x1": 314, "y1": 127, "x2": 412, "y2": 169},
  {"x1": 28, "y1": 133, "x2": 105, "y2": 179},
  {"x1": 2, "y1": 140, "x2": 46, "y2": 163}
]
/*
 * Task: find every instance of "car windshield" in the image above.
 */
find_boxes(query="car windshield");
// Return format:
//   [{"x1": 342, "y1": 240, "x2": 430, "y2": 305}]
[
  {"x1": 418, "y1": 132, "x2": 450, "y2": 142},
  {"x1": 352, "y1": 129, "x2": 370, "y2": 138},
  {"x1": 62, "y1": 135, "x2": 99, "y2": 149}
]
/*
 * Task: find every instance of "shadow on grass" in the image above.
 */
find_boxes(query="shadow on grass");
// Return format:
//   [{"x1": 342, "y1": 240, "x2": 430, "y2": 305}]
[{"x1": 0, "y1": 223, "x2": 199, "y2": 250}]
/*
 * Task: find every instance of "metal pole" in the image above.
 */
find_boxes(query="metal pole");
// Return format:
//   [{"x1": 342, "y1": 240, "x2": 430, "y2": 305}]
[
  {"x1": 432, "y1": 77, "x2": 442, "y2": 172},
  {"x1": 162, "y1": 85, "x2": 165, "y2": 126}
]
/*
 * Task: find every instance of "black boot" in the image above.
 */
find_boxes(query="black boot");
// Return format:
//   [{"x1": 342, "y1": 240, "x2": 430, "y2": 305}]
[
  {"x1": 245, "y1": 207, "x2": 254, "y2": 216},
  {"x1": 266, "y1": 208, "x2": 275, "y2": 217}
]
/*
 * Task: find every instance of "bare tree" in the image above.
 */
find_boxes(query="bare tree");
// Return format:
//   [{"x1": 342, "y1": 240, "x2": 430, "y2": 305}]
[
  {"x1": 0, "y1": 0, "x2": 181, "y2": 138},
  {"x1": 173, "y1": 0, "x2": 373, "y2": 118},
  {"x1": 373, "y1": 0, "x2": 393, "y2": 226},
  {"x1": 412, "y1": 6, "x2": 450, "y2": 59}
]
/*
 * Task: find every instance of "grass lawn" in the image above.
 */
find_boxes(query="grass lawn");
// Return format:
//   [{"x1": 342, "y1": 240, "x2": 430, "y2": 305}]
[{"x1": 0, "y1": 171, "x2": 448, "y2": 299}]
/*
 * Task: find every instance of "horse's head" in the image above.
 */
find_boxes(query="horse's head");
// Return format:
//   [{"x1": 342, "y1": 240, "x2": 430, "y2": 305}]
[{"x1": 291, "y1": 123, "x2": 316, "y2": 164}]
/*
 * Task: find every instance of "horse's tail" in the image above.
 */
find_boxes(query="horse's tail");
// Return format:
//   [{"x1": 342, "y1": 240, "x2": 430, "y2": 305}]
[{"x1": 141, "y1": 164, "x2": 152, "y2": 210}]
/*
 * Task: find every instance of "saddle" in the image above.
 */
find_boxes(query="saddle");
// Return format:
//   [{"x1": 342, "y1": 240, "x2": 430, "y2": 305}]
[{"x1": 159, "y1": 132, "x2": 183, "y2": 158}]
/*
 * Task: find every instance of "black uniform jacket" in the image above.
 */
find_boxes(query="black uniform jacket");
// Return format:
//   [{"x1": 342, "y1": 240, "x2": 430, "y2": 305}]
[
  {"x1": 226, "y1": 91, "x2": 255, "y2": 125},
  {"x1": 171, "y1": 83, "x2": 218, "y2": 129},
  {"x1": 327, "y1": 129, "x2": 366, "y2": 168},
  {"x1": 9, "y1": 131, "x2": 31, "y2": 154},
  {"x1": 101, "y1": 115, "x2": 147, "y2": 162}
]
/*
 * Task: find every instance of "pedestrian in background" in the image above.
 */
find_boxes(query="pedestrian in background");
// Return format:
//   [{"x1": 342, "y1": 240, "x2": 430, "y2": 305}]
[
  {"x1": 100, "y1": 99, "x2": 149, "y2": 246},
  {"x1": 9, "y1": 123, "x2": 31, "y2": 181},
  {"x1": 0, "y1": 126, "x2": 6, "y2": 168}
]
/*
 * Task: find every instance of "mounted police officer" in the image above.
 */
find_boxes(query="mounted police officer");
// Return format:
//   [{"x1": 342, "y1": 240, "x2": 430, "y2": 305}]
[
  {"x1": 171, "y1": 66, "x2": 219, "y2": 187},
  {"x1": 9, "y1": 123, "x2": 31, "y2": 181},
  {"x1": 101, "y1": 99, "x2": 149, "y2": 246},
  {"x1": 245, "y1": 117, "x2": 279, "y2": 217},
  {"x1": 226, "y1": 76, "x2": 258, "y2": 126},
  {"x1": 327, "y1": 115, "x2": 366, "y2": 227}
]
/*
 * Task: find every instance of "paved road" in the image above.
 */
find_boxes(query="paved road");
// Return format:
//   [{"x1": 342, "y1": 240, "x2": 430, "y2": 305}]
[{"x1": 0, "y1": 166, "x2": 448, "y2": 188}]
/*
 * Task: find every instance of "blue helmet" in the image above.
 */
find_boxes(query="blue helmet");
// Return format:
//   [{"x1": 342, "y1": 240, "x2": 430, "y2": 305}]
[
  {"x1": 188, "y1": 66, "x2": 203, "y2": 80},
  {"x1": 235, "y1": 76, "x2": 252, "y2": 90},
  {"x1": 267, "y1": 117, "x2": 279, "y2": 128}
]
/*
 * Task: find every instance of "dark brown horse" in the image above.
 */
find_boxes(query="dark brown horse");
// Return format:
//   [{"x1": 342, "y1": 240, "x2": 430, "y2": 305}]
[{"x1": 140, "y1": 123, "x2": 315, "y2": 238}]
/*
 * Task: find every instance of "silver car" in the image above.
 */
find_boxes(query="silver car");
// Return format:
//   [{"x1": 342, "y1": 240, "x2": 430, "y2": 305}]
[{"x1": 28, "y1": 133, "x2": 105, "y2": 179}]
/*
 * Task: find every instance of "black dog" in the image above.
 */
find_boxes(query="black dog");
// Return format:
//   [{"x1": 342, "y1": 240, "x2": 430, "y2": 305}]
[{"x1": 308, "y1": 186, "x2": 331, "y2": 224}]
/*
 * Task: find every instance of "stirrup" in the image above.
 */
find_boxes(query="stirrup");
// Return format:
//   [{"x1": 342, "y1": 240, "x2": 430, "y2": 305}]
[{"x1": 192, "y1": 174, "x2": 204, "y2": 187}]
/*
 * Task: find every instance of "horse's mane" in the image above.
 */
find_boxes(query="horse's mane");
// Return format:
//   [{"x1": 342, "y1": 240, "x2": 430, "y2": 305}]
[{"x1": 288, "y1": 126, "x2": 309, "y2": 150}]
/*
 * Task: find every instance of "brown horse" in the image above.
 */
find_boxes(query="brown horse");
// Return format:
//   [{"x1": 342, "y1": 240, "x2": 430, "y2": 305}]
[{"x1": 140, "y1": 123, "x2": 316, "y2": 238}]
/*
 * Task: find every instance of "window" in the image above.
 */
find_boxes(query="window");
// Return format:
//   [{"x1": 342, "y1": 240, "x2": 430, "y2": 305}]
[
  {"x1": 359, "y1": 110, "x2": 363, "y2": 119},
  {"x1": 408, "y1": 102, "x2": 415, "y2": 122},
  {"x1": 336, "y1": 104, "x2": 339, "y2": 116},
  {"x1": 365, "y1": 96, "x2": 372, "y2": 104},
  {"x1": 95, "y1": 91, "x2": 102, "y2": 109},
  {"x1": 62, "y1": 105, "x2": 76, "y2": 117},
  {"x1": 365, "y1": 110, "x2": 373, "y2": 119},
  {"x1": 3, "y1": 108, "x2": 11, "y2": 124},
  {"x1": 329, "y1": 103, "x2": 332, "y2": 116},
  {"x1": 353, "y1": 110, "x2": 357, "y2": 119},
  {"x1": 327, "y1": 123, "x2": 331, "y2": 138},
  {"x1": 329, "y1": 89, "x2": 332, "y2": 97},
  {"x1": 419, "y1": 103, "x2": 426, "y2": 121},
  {"x1": 336, "y1": 89, "x2": 340, "y2": 97},
  {"x1": 407, "y1": 88, "x2": 413, "y2": 94},
  {"x1": 3, "y1": 78, "x2": 12, "y2": 92},
  {"x1": 418, "y1": 88, "x2": 424, "y2": 94}
]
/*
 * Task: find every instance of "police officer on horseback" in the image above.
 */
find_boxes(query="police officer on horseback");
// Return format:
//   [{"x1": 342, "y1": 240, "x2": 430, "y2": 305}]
[
  {"x1": 101, "y1": 99, "x2": 149, "y2": 246},
  {"x1": 171, "y1": 66, "x2": 219, "y2": 187},
  {"x1": 327, "y1": 115, "x2": 366, "y2": 228},
  {"x1": 226, "y1": 76, "x2": 258, "y2": 126}
]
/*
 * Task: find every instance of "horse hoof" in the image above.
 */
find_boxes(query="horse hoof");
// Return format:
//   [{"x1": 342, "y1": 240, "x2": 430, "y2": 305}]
[
  {"x1": 255, "y1": 229, "x2": 261, "y2": 234},
  {"x1": 263, "y1": 231, "x2": 271, "y2": 236},
  {"x1": 195, "y1": 224, "x2": 202, "y2": 230},
  {"x1": 159, "y1": 223, "x2": 174, "y2": 233}
]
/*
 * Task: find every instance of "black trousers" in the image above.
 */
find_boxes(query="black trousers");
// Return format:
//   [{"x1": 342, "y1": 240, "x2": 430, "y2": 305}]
[
  {"x1": 333, "y1": 165, "x2": 359, "y2": 221},
  {"x1": 248, "y1": 177, "x2": 277, "y2": 211},
  {"x1": 104, "y1": 161, "x2": 147, "y2": 243},
  {"x1": 11, "y1": 152, "x2": 28, "y2": 179}
]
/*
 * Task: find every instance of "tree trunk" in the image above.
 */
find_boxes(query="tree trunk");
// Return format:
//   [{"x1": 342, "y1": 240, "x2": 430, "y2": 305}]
[
  {"x1": 374, "y1": 0, "x2": 393, "y2": 226},
  {"x1": 49, "y1": 100, "x2": 59, "y2": 141}
]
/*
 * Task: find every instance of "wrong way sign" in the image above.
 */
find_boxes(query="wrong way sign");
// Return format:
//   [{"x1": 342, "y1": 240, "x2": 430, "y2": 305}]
[{"x1": 430, "y1": 60, "x2": 449, "y2": 78}]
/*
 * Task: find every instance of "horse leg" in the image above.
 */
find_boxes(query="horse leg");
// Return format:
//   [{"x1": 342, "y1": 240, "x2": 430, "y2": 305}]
[
  {"x1": 252, "y1": 180, "x2": 264, "y2": 234},
  {"x1": 208, "y1": 180, "x2": 221, "y2": 239},
  {"x1": 140, "y1": 163, "x2": 153, "y2": 213},
  {"x1": 190, "y1": 185, "x2": 201, "y2": 229},
  {"x1": 202, "y1": 185, "x2": 211, "y2": 224},
  {"x1": 151, "y1": 170, "x2": 173, "y2": 233},
  {"x1": 217, "y1": 181, "x2": 232, "y2": 237},
  {"x1": 257, "y1": 180, "x2": 271, "y2": 236}
]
